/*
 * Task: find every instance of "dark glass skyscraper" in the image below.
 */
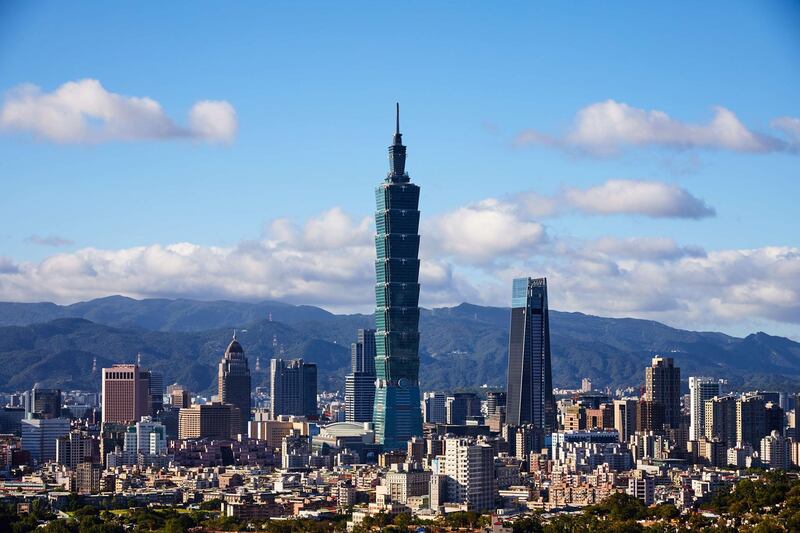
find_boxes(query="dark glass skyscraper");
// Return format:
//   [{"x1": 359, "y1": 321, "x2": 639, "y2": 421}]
[
  {"x1": 345, "y1": 329, "x2": 377, "y2": 422},
  {"x1": 372, "y1": 105, "x2": 423, "y2": 449},
  {"x1": 505, "y1": 277, "x2": 556, "y2": 431},
  {"x1": 218, "y1": 335, "x2": 251, "y2": 431}
]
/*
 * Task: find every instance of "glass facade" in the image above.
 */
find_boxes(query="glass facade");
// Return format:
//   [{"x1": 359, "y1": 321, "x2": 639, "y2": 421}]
[
  {"x1": 372, "y1": 109, "x2": 423, "y2": 449},
  {"x1": 505, "y1": 277, "x2": 556, "y2": 431}
]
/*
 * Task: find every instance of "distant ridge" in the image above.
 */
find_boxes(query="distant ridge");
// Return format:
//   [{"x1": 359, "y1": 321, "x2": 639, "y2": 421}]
[{"x1": 0, "y1": 296, "x2": 798, "y2": 393}]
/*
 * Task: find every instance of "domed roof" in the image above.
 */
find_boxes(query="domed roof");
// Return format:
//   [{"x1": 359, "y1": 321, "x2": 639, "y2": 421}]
[{"x1": 225, "y1": 332, "x2": 245, "y2": 355}]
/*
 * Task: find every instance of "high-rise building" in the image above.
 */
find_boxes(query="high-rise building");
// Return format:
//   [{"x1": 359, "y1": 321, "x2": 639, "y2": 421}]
[
  {"x1": 371, "y1": 106, "x2": 424, "y2": 450},
  {"x1": 737, "y1": 394, "x2": 768, "y2": 447},
  {"x1": 101, "y1": 364, "x2": 150, "y2": 425},
  {"x1": 689, "y1": 377, "x2": 725, "y2": 441},
  {"x1": 486, "y1": 392, "x2": 506, "y2": 416},
  {"x1": 74, "y1": 462, "x2": 102, "y2": 495},
  {"x1": 613, "y1": 399, "x2": 638, "y2": 442},
  {"x1": 423, "y1": 392, "x2": 447, "y2": 424},
  {"x1": 270, "y1": 358, "x2": 317, "y2": 419},
  {"x1": 345, "y1": 329, "x2": 377, "y2": 422},
  {"x1": 705, "y1": 394, "x2": 738, "y2": 447},
  {"x1": 148, "y1": 371, "x2": 164, "y2": 415},
  {"x1": 218, "y1": 335, "x2": 252, "y2": 431},
  {"x1": 644, "y1": 357, "x2": 681, "y2": 429},
  {"x1": 169, "y1": 387, "x2": 192, "y2": 409},
  {"x1": 760, "y1": 430, "x2": 789, "y2": 470},
  {"x1": 21, "y1": 417, "x2": 70, "y2": 464},
  {"x1": 636, "y1": 400, "x2": 665, "y2": 433},
  {"x1": 442, "y1": 438, "x2": 495, "y2": 512},
  {"x1": 178, "y1": 403, "x2": 241, "y2": 440},
  {"x1": 23, "y1": 387, "x2": 62, "y2": 419},
  {"x1": 446, "y1": 393, "x2": 481, "y2": 425},
  {"x1": 55, "y1": 432, "x2": 95, "y2": 468},
  {"x1": 505, "y1": 277, "x2": 556, "y2": 431}
]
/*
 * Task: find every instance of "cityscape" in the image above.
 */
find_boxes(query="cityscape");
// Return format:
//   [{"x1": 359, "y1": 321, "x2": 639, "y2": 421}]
[{"x1": 1, "y1": 2, "x2": 800, "y2": 533}]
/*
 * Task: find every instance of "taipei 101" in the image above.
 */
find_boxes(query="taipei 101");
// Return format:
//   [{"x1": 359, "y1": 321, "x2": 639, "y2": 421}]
[{"x1": 0, "y1": 2, "x2": 799, "y2": 531}]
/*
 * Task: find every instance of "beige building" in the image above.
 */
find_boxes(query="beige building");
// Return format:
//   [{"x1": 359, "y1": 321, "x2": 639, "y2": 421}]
[
  {"x1": 247, "y1": 416, "x2": 309, "y2": 449},
  {"x1": 178, "y1": 403, "x2": 241, "y2": 440}
]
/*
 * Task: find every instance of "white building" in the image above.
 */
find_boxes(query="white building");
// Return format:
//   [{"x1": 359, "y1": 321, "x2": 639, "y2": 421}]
[
  {"x1": 627, "y1": 475, "x2": 654, "y2": 505},
  {"x1": 688, "y1": 377, "x2": 725, "y2": 441},
  {"x1": 760, "y1": 430, "x2": 789, "y2": 470},
  {"x1": 21, "y1": 418, "x2": 70, "y2": 464},
  {"x1": 442, "y1": 438, "x2": 495, "y2": 512}
]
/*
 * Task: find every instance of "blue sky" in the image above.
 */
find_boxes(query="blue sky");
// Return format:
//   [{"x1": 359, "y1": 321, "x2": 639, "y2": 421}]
[{"x1": 0, "y1": 1, "x2": 798, "y2": 338}]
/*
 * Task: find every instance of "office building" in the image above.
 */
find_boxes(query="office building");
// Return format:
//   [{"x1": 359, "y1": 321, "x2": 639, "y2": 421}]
[
  {"x1": 372, "y1": 106, "x2": 424, "y2": 449},
  {"x1": 148, "y1": 371, "x2": 164, "y2": 415},
  {"x1": 443, "y1": 438, "x2": 495, "y2": 512},
  {"x1": 55, "y1": 432, "x2": 95, "y2": 468},
  {"x1": 218, "y1": 334, "x2": 252, "y2": 431},
  {"x1": 21, "y1": 417, "x2": 70, "y2": 464},
  {"x1": 486, "y1": 392, "x2": 506, "y2": 416},
  {"x1": 101, "y1": 364, "x2": 150, "y2": 425},
  {"x1": 23, "y1": 387, "x2": 62, "y2": 419},
  {"x1": 705, "y1": 394, "x2": 738, "y2": 447},
  {"x1": 446, "y1": 393, "x2": 481, "y2": 425},
  {"x1": 505, "y1": 277, "x2": 556, "y2": 431},
  {"x1": 170, "y1": 387, "x2": 191, "y2": 409},
  {"x1": 178, "y1": 403, "x2": 241, "y2": 440},
  {"x1": 689, "y1": 377, "x2": 724, "y2": 441},
  {"x1": 270, "y1": 358, "x2": 317, "y2": 419},
  {"x1": 345, "y1": 329, "x2": 377, "y2": 422},
  {"x1": 644, "y1": 357, "x2": 681, "y2": 429},
  {"x1": 636, "y1": 400, "x2": 665, "y2": 433},
  {"x1": 385, "y1": 463, "x2": 431, "y2": 504},
  {"x1": 74, "y1": 462, "x2": 102, "y2": 495},
  {"x1": 423, "y1": 392, "x2": 447, "y2": 424},
  {"x1": 613, "y1": 399, "x2": 638, "y2": 442}
]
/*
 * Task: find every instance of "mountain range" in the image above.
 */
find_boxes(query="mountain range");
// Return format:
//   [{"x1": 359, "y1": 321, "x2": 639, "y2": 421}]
[{"x1": 0, "y1": 295, "x2": 799, "y2": 395}]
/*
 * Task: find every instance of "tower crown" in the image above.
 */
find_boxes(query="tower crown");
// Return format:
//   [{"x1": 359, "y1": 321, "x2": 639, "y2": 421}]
[{"x1": 387, "y1": 102, "x2": 408, "y2": 183}]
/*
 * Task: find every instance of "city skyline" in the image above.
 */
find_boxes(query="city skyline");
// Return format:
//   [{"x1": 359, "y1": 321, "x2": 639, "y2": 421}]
[{"x1": 0, "y1": 2, "x2": 798, "y2": 340}]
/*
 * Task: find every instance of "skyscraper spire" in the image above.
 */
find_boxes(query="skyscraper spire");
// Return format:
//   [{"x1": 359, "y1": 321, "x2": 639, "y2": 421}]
[{"x1": 387, "y1": 102, "x2": 407, "y2": 182}]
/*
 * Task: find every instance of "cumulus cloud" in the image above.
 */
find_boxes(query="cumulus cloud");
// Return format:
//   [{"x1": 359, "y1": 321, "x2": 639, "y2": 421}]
[
  {"x1": 0, "y1": 79, "x2": 237, "y2": 143},
  {"x1": 562, "y1": 179, "x2": 715, "y2": 218},
  {"x1": 424, "y1": 198, "x2": 546, "y2": 264},
  {"x1": 25, "y1": 234, "x2": 73, "y2": 247},
  {"x1": 2, "y1": 199, "x2": 797, "y2": 333},
  {"x1": 515, "y1": 100, "x2": 797, "y2": 155}
]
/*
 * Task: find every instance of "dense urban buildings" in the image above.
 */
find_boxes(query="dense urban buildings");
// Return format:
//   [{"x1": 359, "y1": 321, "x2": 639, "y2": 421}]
[
  {"x1": 345, "y1": 328, "x2": 376, "y2": 422},
  {"x1": 505, "y1": 277, "x2": 556, "y2": 431},
  {"x1": 270, "y1": 358, "x2": 317, "y2": 419},
  {"x1": 689, "y1": 377, "x2": 724, "y2": 441},
  {"x1": 372, "y1": 105, "x2": 424, "y2": 449},
  {"x1": 218, "y1": 334, "x2": 252, "y2": 430}
]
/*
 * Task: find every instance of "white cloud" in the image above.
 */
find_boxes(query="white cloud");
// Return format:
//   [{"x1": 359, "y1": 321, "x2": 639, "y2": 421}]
[
  {"x1": 424, "y1": 198, "x2": 546, "y2": 264},
  {"x1": 0, "y1": 79, "x2": 237, "y2": 143},
  {"x1": 515, "y1": 100, "x2": 795, "y2": 155},
  {"x1": 563, "y1": 179, "x2": 715, "y2": 218},
  {"x1": 25, "y1": 234, "x2": 73, "y2": 247},
  {"x1": 2, "y1": 200, "x2": 797, "y2": 334},
  {"x1": 589, "y1": 236, "x2": 705, "y2": 261},
  {"x1": 771, "y1": 116, "x2": 800, "y2": 141}
]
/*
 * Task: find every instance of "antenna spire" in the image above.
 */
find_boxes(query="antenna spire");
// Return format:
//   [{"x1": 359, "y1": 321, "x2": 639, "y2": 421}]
[{"x1": 396, "y1": 102, "x2": 400, "y2": 135}]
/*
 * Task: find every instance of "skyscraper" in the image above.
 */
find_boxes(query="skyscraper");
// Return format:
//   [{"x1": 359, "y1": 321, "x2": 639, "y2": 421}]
[
  {"x1": 345, "y1": 329, "x2": 377, "y2": 422},
  {"x1": 148, "y1": 371, "x2": 164, "y2": 415},
  {"x1": 23, "y1": 386, "x2": 62, "y2": 419},
  {"x1": 270, "y1": 358, "x2": 317, "y2": 419},
  {"x1": 505, "y1": 277, "x2": 556, "y2": 431},
  {"x1": 372, "y1": 104, "x2": 423, "y2": 449},
  {"x1": 689, "y1": 377, "x2": 724, "y2": 441},
  {"x1": 101, "y1": 364, "x2": 150, "y2": 425},
  {"x1": 218, "y1": 335, "x2": 252, "y2": 431},
  {"x1": 644, "y1": 357, "x2": 681, "y2": 429}
]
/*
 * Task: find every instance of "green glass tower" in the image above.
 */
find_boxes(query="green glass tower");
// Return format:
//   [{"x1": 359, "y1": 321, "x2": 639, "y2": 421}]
[{"x1": 372, "y1": 104, "x2": 423, "y2": 449}]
